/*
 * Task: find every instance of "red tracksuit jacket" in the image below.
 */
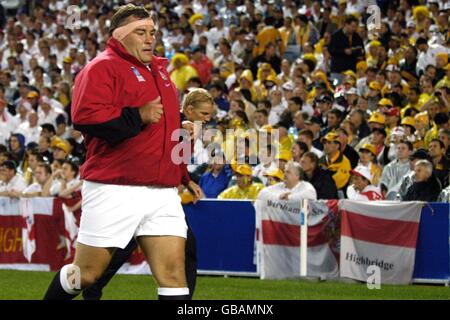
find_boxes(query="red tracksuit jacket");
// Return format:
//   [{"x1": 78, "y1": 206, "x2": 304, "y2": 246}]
[{"x1": 72, "y1": 38, "x2": 189, "y2": 187}]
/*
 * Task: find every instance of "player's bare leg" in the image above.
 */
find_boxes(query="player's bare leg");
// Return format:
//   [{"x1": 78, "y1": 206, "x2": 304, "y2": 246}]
[
  {"x1": 43, "y1": 243, "x2": 115, "y2": 299},
  {"x1": 137, "y1": 235, "x2": 189, "y2": 300}
]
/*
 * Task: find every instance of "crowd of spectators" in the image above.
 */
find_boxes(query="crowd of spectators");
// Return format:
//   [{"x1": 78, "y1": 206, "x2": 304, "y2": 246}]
[{"x1": 0, "y1": 0, "x2": 449, "y2": 205}]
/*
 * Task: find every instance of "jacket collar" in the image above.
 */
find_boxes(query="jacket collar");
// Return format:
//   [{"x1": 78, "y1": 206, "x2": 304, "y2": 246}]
[{"x1": 106, "y1": 37, "x2": 169, "y2": 70}]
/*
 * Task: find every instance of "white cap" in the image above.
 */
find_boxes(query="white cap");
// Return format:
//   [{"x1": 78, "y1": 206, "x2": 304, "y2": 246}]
[
  {"x1": 345, "y1": 87, "x2": 358, "y2": 95},
  {"x1": 407, "y1": 20, "x2": 415, "y2": 28},
  {"x1": 391, "y1": 126, "x2": 405, "y2": 137},
  {"x1": 282, "y1": 82, "x2": 294, "y2": 91},
  {"x1": 351, "y1": 165, "x2": 372, "y2": 183}
]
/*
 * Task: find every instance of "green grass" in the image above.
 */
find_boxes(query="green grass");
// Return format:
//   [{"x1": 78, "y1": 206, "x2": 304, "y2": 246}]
[{"x1": 0, "y1": 270, "x2": 449, "y2": 300}]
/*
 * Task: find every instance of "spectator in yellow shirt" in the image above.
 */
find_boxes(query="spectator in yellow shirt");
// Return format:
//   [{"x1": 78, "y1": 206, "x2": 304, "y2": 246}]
[{"x1": 218, "y1": 164, "x2": 265, "y2": 200}]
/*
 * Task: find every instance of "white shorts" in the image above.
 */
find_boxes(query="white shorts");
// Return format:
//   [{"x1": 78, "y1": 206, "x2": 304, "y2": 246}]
[{"x1": 77, "y1": 181, "x2": 187, "y2": 249}]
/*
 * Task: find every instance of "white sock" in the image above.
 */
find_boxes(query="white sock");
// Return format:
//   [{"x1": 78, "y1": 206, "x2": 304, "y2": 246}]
[
  {"x1": 60, "y1": 264, "x2": 82, "y2": 295},
  {"x1": 158, "y1": 287, "x2": 189, "y2": 296}
]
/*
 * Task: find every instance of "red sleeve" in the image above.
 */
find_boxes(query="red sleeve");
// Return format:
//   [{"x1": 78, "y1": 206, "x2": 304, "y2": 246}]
[
  {"x1": 71, "y1": 61, "x2": 121, "y2": 125},
  {"x1": 181, "y1": 163, "x2": 191, "y2": 186}
]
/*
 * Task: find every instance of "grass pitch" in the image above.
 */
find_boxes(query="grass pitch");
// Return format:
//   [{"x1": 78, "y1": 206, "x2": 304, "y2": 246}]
[{"x1": 0, "y1": 270, "x2": 449, "y2": 300}]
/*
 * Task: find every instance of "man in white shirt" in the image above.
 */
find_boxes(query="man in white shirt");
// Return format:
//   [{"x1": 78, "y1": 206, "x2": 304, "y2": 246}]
[
  {"x1": 37, "y1": 96, "x2": 63, "y2": 127},
  {"x1": 21, "y1": 163, "x2": 55, "y2": 197},
  {"x1": 268, "y1": 87, "x2": 287, "y2": 125},
  {"x1": 416, "y1": 37, "x2": 450, "y2": 76},
  {"x1": 0, "y1": 160, "x2": 27, "y2": 198},
  {"x1": 260, "y1": 161, "x2": 317, "y2": 201},
  {"x1": 16, "y1": 111, "x2": 42, "y2": 144}
]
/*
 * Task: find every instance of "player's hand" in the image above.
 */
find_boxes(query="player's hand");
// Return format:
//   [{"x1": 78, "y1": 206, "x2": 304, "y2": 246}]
[
  {"x1": 187, "y1": 181, "x2": 203, "y2": 204},
  {"x1": 182, "y1": 121, "x2": 194, "y2": 140},
  {"x1": 139, "y1": 96, "x2": 164, "y2": 124}
]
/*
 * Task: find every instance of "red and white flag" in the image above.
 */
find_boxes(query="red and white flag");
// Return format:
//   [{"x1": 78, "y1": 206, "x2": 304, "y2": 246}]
[
  {"x1": 339, "y1": 200, "x2": 422, "y2": 284},
  {"x1": 20, "y1": 199, "x2": 36, "y2": 262},
  {"x1": 255, "y1": 192, "x2": 340, "y2": 280}
]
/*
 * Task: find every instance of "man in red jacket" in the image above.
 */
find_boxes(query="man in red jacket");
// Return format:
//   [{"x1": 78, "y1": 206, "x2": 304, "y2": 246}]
[{"x1": 44, "y1": 4, "x2": 199, "y2": 300}]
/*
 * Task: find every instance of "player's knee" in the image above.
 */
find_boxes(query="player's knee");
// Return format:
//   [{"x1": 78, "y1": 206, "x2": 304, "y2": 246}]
[
  {"x1": 159, "y1": 262, "x2": 186, "y2": 286},
  {"x1": 79, "y1": 268, "x2": 103, "y2": 288}
]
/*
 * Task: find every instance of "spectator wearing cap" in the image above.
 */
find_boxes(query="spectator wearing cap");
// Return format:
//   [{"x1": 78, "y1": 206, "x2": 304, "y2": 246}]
[
  {"x1": 336, "y1": 127, "x2": 359, "y2": 169},
  {"x1": 301, "y1": 151, "x2": 338, "y2": 199},
  {"x1": 429, "y1": 138, "x2": 450, "y2": 188},
  {"x1": 319, "y1": 132, "x2": 352, "y2": 192},
  {"x1": 380, "y1": 140, "x2": 414, "y2": 200},
  {"x1": 263, "y1": 168, "x2": 284, "y2": 186},
  {"x1": 275, "y1": 149, "x2": 293, "y2": 172},
  {"x1": 355, "y1": 111, "x2": 386, "y2": 151},
  {"x1": 52, "y1": 139, "x2": 71, "y2": 161},
  {"x1": 347, "y1": 165, "x2": 384, "y2": 201},
  {"x1": 357, "y1": 143, "x2": 382, "y2": 186},
  {"x1": 61, "y1": 56, "x2": 74, "y2": 85},
  {"x1": 218, "y1": 164, "x2": 265, "y2": 200},
  {"x1": 401, "y1": 116, "x2": 422, "y2": 149},
  {"x1": 298, "y1": 128, "x2": 323, "y2": 158},
  {"x1": 397, "y1": 149, "x2": 431, "y2": 200},
  {"x1": 404, "y1": 159, "x2": 442, "y2": 202},
  {"x1": 199, "y1": 153, "x2": 232, "y2": 198},
  {"x1": 383, "y1": 107, "x2": 400, "y2": 136},
  {"x1": 259, "y1": 161, "x2": 316, "y2": 201},
  {"x1": 328, "y1": 16, "x2": 364, "y2": 83},
  {"x1": 0, "y1": 160, "x2": 27, "y2": 198}
]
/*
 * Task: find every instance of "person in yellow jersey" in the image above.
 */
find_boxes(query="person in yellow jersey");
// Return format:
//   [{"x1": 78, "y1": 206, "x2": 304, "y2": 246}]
[
  {"x1": 218, "y1": 164, "x2": 265, "y2": 200},
  {"x1": 169, "y1": 53, "x2": 199, "y2": 93},
  {"x1": 319, "y1": 131, "x2": 352, "y2": 192},
  {"x1": 263, "y1": 168, "x2": 285, "y2": 186},
  {"x1": 357, "y1": 143, "x2": 382, "y2": 186}
]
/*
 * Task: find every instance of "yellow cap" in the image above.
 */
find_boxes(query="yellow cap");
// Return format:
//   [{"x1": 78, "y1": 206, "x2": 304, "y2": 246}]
[
  {"x1": 263, "y1": 168, "x2": 285, "y2": 181},
  {"x1": 27, "y1": 91, "x2": 39, "y2": 99},
  {"x1": 369, "y1": 81, "x2": 381, "y2": 91},
  {"x1": 359, "y1": 143, "x2": 376, "y2": 156},
  {"x1": 369, "y1": 40, "x2": 382, "y2": 48},
  {"x1": 302, "y1": 53, "x2": 317, "y2": 65},
  {"x1": 63, "y1": 56, "x2": 73, "y2": 64},
  {"x1": 259, "y1": 124, "x2": 273, "y2": 134},
  {"x1": 414, "y1": 111, "x2": 429, "y2": 127},
  {"x1": 188, "y1": 13, "x2": 204, "y2": 26},
  {"x1": 53, "y1": 140, "x2": 71, "y2": 154},
  {"x1": 234, "y1": 164, "x2": 253, "y2": 176},
  {"x1": 321, "y1": 131, "x2": 340, "y2": 143},
  {"x1": 368, "y1": 112, "x2": 385, "y2": 124},
  {"x1": 401, "y1": 116, "x2": 416, "y2": 128},
  {"x1": 342, "y1": 70, "x2": 357, "y2": 80},
  {"x1": 378, "y1": 98, "x2": 394, "y2": 107},
  {"x1": 275, "y1": 150, "x2": 293, "y2": 161},
  {"x1": 356, "y1": 61, "x2": 368, "y2": 71}
]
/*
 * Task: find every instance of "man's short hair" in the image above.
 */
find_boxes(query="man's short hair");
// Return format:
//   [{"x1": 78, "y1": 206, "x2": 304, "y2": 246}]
[
  {"x1": 255, "y1": 108, "x2": 268, "y2": 117},
  {"x1": 287, "y1": 161, "x2": 304, "y2": 180},
  {"x1": 1, "y1": 160, "x2": 17, "y2": 172},
  {"x1": 37, "y1": 162, "x2": 52, "y2": 175},
  {"x1": 41, "y1": 123, "x2": 56, "y2": 135},
  {"x1": 398, "y1": 140, "x2": 414, "y2": 151},
  {"x1": 415, "y1": 159, "x2": 433, "y2": 176},
  {"x1": 63, "y1": 160, "x2": 79, "y2": 177},
  {"x1": 430, "y1": 138, "x2": 445, "y2": 149},
  {"x1": 109, "y1": 4, "x2": 151, "y2": 36},
  {"x1": 289, "y1": 96, "x2": 303, "y2": 106},
  {"x1": 298, "y1": 129, "x2": 314, "y2": 141}
]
